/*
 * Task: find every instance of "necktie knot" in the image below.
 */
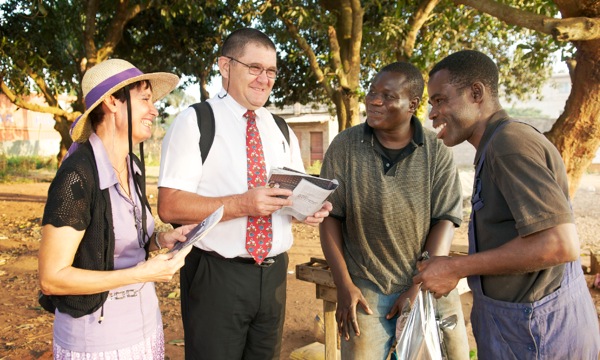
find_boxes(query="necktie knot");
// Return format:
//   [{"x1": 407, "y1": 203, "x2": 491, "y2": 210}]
[{"x1": 244, "y1": 110, "x2": 256, "y2": 123}]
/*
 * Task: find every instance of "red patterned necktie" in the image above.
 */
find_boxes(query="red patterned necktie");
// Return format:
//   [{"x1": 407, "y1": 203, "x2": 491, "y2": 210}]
[{"x1": 245, "y1": 110, "x2": 273, "y2": 264}]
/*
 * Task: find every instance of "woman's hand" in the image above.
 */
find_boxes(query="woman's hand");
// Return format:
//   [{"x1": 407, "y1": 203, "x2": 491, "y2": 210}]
[{"x1": 134, "y1": 245, "x2": 193, "y2": 283}]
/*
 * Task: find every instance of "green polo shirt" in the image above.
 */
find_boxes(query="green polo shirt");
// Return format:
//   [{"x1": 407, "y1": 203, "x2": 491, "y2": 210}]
[{"x1": 321, "y1": 116, "x2": 462, "y2": 294}]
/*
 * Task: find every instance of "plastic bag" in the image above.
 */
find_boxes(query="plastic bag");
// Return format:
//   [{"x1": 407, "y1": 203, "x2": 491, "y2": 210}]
[{"x1": 394, "y1": 289, "x2": 442, "y2": 360}]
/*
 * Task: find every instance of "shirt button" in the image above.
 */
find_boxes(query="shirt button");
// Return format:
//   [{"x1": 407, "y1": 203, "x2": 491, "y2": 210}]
[
  {"x1": 523, "y1": 307, "x2": 532, "y2": 314},
  {"x1": 527, "y1": 345, "x2": 535, "y2": 352}
]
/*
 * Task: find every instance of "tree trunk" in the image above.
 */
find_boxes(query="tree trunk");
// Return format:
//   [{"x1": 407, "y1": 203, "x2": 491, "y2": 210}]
[
  {"x1": 332, "y1": 87, "x2": 361, "y2": 132},
  {"x1": 546, "y1": 39, "x2": 600, "y2": 198},
  {"x1": 345, "y1": 91, "x2": 361, "y2": 131},
  {"x1": 53, "y1": 115, "x2": 72, "y2": 165},
  {"x1": 199, "y1": 71, "x2": 210, "y2": 102}
]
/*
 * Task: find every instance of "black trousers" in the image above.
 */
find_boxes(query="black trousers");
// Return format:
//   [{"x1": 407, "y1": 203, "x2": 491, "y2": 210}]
[{"x1": 180, "y1": 247, "x2": 288, "y2": 360}]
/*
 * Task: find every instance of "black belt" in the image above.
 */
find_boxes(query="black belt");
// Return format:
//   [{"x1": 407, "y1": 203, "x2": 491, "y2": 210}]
[{"x1": 194, "y1": 247, "x2": 278, "y2": 268}]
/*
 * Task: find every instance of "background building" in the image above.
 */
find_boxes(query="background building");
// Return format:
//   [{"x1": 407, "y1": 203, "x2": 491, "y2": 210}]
[
  {"x1": 0, "y1": 94, "x2": 64, "y2": 157},
  {"x1": 268, "y1": 102, "x2": 339, "y2": 171}
]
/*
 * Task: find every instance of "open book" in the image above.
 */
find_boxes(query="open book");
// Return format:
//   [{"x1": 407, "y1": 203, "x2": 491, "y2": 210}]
[
  {"x1": 268, "y1": 167, "x2": 338, "y2": 221},
  {"x1": 168, "y1": 205, "x2": 224, "y2": 253}
]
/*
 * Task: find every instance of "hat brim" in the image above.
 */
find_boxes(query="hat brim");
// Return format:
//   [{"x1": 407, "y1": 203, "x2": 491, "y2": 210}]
[{"x1": 71, "y1": 72, "x2": 179, "y2": 143}]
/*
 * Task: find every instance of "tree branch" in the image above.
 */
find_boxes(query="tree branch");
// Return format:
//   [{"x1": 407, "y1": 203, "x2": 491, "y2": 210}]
[
  {"x1": 400, "y1": 0, "x2": 441, "y2": 60},
  {"x1": 544, "y1": 17, "x2": 600, "y2": 41},
  {"x1": 98, "y1": 1, "x2": 148, "y2": 61},
  {"x1": 454, "y1": 0, "x2": 600, "y2": 41},
  {"x1": 27, "y1": 70, "x2": 57, "y2": 107},
  {"x1": 83, "y1": 0, "x2": 100, "y2": 65},
  {"x1": 348, "y1": 0, "x2": 364, "y2": 84},
  {"x1": 328, "y1": 26, "x2": 348, "y2": 89},
  {"x1": 1, "y1": 80, "x2": 77, "y2": 120},
  {"x1": 279, "y1": 16, "x2": 334, "y2": 98}
]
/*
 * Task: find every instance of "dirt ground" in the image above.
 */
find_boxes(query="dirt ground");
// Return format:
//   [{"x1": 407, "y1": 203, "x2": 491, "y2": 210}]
[{"x1": 1, "y1": 171, "x2": 599, "y2": 360}]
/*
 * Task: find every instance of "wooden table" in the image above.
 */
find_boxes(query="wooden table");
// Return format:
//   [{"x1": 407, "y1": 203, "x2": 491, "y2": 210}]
[
  {"x1": 296, "y1": 257, "x2": 338, "y2": 360},
  {"x1": 295, "y1": 247, "x2": 472, "y2": 360}
]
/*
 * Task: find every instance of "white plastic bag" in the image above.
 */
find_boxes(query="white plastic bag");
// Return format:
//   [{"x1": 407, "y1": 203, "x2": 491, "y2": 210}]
[{"x1": 394, "y1": 290, "x2": 442, "y2": 360}]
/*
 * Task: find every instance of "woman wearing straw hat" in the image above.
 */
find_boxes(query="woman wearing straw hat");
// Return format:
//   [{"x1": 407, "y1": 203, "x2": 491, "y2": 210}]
[{"x1": 38, "y1": 59, "x2": 196, "y2": 359}]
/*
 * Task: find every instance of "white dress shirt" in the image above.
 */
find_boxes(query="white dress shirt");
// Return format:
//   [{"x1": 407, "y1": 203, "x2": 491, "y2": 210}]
[{"x1": 159, "y1": 90, "x2": 304, "y2": 258}]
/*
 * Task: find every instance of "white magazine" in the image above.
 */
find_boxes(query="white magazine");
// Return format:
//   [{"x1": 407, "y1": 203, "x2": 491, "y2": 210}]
[{"x1": 168, "y1": 205, "x2": 224, "y2": 253}]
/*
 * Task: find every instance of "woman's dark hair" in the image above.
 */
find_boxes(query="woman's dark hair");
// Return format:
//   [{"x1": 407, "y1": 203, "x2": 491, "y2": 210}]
[{"x1": 89, "y1": 80, "x2": 152, "y2": 131}]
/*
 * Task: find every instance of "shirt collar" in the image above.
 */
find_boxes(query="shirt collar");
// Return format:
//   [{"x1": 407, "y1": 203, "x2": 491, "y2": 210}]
[
  {"x1": 219, "y1": 88, "x2": 262, "y2": 122},
  {"x1": 362, "y1": 115, "x2": 425, "y2": 146},
  {"x1": 473, "y1": 109, "x2": 511, "y2": 166},
  {"x1": 89, "y1": 133, "x2": 142, "y2": 190}
]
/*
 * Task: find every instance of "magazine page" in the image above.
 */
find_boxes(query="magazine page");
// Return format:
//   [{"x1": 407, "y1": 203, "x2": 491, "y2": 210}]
[
  {"x1": 168, "y1": 205, "x2": 224, "y2": 253},
  {"x1": 268, "y1": 167, "x2": 338, "y2": 221},
  {"x1": 268, "y1": 167, "x2": 338, "y2": 191}
]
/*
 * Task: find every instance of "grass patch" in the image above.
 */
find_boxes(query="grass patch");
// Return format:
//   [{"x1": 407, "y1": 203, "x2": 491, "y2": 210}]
[
  {"x1": 0, "y1": 155, "x2": 57, "y2": 183},
  {"x1": 306, "y1": 160, "x2": 322, "y2": 176}
]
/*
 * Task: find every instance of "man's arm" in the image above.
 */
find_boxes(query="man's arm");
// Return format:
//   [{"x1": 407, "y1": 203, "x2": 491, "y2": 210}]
[
  {"x1": 423, "y1": 220, "x2": 455, "y2": 256},
  {"x1": 386, "y1": 219, "x2": 455, "y2": 318},
  {"x1": 414, "y1": 222, "x2": 580, "y2": 297},
  {"x1": 320, "y1": 216, "x2": 372, "y2": 340},
  {"x1": 158, "y1": 186, "x2": 293, "y2": 224}
]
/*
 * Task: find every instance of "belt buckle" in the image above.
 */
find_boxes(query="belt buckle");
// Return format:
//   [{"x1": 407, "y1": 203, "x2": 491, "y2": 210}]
[{"x1": 256, "y1": 258, "x2": 275, "y2": 268}]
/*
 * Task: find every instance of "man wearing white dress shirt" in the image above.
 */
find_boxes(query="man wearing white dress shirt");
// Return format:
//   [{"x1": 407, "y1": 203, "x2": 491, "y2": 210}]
[{"x1": 157, "y1": 27, "x2": 331, "y2": 360}]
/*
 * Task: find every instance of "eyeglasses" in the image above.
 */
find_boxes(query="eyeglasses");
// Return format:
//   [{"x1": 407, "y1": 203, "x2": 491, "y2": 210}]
[{"x1": 225, "y1": 56, "x2": 279, "y2": 80}]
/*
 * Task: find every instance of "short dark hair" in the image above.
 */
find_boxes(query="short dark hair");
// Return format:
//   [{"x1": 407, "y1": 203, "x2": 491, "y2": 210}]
[
  {"x1": 221, "y1": 28, "x2": 276, "y2": 59},
  {"x1": 379, "y1": 62, "x2": 424, "y2": 100},
  {"x1": 429, "y1": 50, "x2": 499, "y2": 98},
  {"x1": 90, "y1": 80, "x2": 151, "y2": 130}
]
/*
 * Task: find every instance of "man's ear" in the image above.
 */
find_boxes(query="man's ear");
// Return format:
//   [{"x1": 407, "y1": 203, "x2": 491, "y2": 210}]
[
  {"x1": 409, "y1": 97, "x2": 420, "y2": 113},
  {"x1": 471, "y1": 82, "x2": 485, "y2": 103},
  {"x1": 217, "y1": 56, "x2": 230, "y2": 79}
]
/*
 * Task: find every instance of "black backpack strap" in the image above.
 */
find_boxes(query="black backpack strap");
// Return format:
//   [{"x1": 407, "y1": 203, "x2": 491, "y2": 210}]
[
  {"x1": 272, "y1": 114, "x2": 290, "y2": 145},
  {"x1": 171, "y1": 102, "x2": 214, "y2": 229},
  {"x1": 191, "y1": 102, "x2": 289, "y2": 163},
  {"x1": 190, "y1": 102, "x2": 215, "y2": 164}
]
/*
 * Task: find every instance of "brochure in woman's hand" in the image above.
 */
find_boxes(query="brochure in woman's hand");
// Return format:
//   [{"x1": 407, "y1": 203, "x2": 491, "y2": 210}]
[{"x1": 168, "y1": 205, "x2": 224, "y2": 253}]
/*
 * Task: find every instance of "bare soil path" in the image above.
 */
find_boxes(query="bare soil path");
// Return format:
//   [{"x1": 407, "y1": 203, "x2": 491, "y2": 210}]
[{"x1": 1, "y1": 172, "x2": 599, "y2": 359}]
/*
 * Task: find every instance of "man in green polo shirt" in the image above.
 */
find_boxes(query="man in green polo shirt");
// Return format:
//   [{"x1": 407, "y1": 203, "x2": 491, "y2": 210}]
[{"x1": 320, "y1": 62, "x2": 469, "y2": 359}]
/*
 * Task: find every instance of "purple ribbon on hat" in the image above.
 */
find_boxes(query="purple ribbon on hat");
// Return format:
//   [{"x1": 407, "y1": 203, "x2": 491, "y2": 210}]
[
  {"x1": 85, "y1": 67, "x2": 143, "y2": 108},
  {"x1": 71, "y1": 67, "x2": 143, "y2": 131}
]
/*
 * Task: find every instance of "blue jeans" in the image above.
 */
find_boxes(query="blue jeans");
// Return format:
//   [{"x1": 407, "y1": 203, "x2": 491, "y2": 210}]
[{"x1": 341, "y1": 276, "x2": 470, "y2": 360}]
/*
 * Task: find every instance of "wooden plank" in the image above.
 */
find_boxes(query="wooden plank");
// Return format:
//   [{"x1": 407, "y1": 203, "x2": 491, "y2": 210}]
[
  {"x1": 590, "y1": 250, "x2": 600, "y2": 274},
  {"x1": 323, "y1": 300, "x2": 338, "y2": 360},
  {"x1": 296, "y1": 258, "x2": 336, "y2": 287},
  {"x1": 316, "y1": 284, "x2": 337, "y2": 303},
  {"x1": 449, "y1": 243, "x2": 469, "y2": 255}
]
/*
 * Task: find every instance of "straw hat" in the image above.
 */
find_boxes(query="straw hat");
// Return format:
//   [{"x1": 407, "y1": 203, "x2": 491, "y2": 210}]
[{"x1": 71, "y1": 59, "x2": 179, "y2": 143}]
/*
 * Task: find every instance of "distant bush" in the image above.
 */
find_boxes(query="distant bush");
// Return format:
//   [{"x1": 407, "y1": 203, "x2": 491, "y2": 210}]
[
  {"x1": 506, "y1": 107, "x2": 546, "y2": 118},
  {"x1": 0, "y1": 155, "x2": 57, "y2": 182},
  {"x1": 306, "y1": 160, "x2": 322, "y2": 176}
]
